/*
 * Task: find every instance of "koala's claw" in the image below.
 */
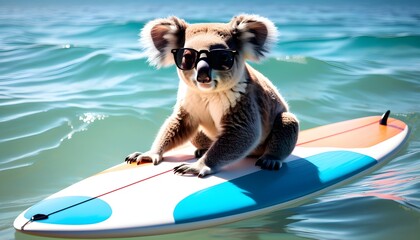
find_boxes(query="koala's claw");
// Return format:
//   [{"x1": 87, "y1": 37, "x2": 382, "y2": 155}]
[
  {"x1": 125, "y1": 152, "x2": 142, "y2": 164},
  {"x1": 255, "y1": 156, "x2": 282, "y2": 170},
  {"x1": 173, "y1": 163, "x2": 212, "y2": 178},
  {"x1": 173, "y1": 164, "x2": 189, "y2": 174},
  {"x1": 125, "y1": 151, "x2": 162, "y2": 165}
]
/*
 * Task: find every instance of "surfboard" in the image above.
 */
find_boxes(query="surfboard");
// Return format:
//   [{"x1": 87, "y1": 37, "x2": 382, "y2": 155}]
[{"x1": 14, "y1": 111, "x2": 409, "y2": 238}]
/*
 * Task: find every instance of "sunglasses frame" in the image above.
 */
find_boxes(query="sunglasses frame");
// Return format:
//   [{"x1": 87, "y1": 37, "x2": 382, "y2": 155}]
[{"x1": 171, "y1": 48, "x2": 238, "y2": 71}]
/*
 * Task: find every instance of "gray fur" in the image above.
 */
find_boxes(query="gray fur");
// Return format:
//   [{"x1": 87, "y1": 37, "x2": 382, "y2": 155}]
[{"x1": 125, "y1": 14, "x2": 299, "y2": 177}]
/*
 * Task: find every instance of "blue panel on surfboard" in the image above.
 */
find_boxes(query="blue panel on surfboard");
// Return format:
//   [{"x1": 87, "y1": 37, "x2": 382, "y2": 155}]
[
  {"x1": 24, "y1": 196, "x2": 112, "y2": 225},
  {"x1": 173, "y1": 151, "x2": 376, "y2": 223}
]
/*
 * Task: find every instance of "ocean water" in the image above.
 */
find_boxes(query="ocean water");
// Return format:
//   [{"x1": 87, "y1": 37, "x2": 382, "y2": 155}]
[{"x1": 1, "y1": 0, "x2": 419, "y2": 239}]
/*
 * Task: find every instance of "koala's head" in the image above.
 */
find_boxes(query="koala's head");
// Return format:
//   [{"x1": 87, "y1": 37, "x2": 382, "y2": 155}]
[{"x1": 140, "y1": 14, "x2": 277, "y2": 92}]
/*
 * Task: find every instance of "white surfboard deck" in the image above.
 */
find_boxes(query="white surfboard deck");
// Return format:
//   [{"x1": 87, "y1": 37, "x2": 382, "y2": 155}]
[{"x1": 14, "y1": 113, "x2": 409, "y2": 238}]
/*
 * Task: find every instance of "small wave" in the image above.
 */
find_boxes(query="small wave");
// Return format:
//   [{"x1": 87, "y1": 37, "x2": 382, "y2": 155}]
[
  {"x1": 334, "y1": 73, "x2": 420, "y2": 111},
  {"x1": 63, "y1": 20, "x2": 143, "y2": 41},
  {"x1": 341, "y1": 34, "x2": 420, "y2": 49},
  {"x1": 0, "y1": 110, "x2": 68, "y2": 143},
  {"x1": 1, "y1": 44, "x2": 148, "y2": 101},
  {"x1": 1, "y1": 44, "x2": 103, "y2": 79},
  {"x1": 277, "y1": 34, "x2": 420, "y2": 61},
  {"x1": 255, "y1": 56, "x2": 340, "y2": 85},
  {"x1": 0, "y1": 162, "x2": 33, "y2": 173},
  {"x1": 0, "y1": 116, "x2": 71, "y2": 164}
]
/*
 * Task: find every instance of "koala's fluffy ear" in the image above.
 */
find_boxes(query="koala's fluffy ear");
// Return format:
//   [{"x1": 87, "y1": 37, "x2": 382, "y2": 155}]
[
  {"x1": 230, "y1": 14, "x2": 278, "y2": 61},
  {"x1": 140, "y1": 16, "x2": 188, "y2": 68}
]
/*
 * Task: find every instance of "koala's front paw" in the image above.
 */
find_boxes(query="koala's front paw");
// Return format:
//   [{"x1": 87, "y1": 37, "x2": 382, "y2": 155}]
[
  {"x1": 255, "y1": 155, "x2": 283, "y2": 170},
  {"x1": 173, "y1": 161, "x2": 213, "y2": 178},
  {"x1": 125, "y1": 151, "x2": 162, "y2": 165}
]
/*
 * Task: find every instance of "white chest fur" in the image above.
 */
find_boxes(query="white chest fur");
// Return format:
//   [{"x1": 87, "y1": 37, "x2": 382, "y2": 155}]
[{"x1": 178, "y1": 82, "x2": 245, "y2": 139}]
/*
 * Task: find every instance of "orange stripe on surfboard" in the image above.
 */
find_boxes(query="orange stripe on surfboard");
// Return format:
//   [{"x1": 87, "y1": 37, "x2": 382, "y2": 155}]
[
  {"x1": 297, "y1": 117, "x2": 406, "y2": 148},
  {"x1": 98, "y1": 116, "x2": 407, "y2": 175}
]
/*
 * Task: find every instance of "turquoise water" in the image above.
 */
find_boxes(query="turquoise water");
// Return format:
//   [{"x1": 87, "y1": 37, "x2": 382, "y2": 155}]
[{"x1": 1, "y1": 0, "x2": 419, "y2": 239}]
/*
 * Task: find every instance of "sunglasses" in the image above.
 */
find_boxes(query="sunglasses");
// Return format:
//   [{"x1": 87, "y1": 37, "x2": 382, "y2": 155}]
[{"x1": 171, "y1": 48, "x2": 238, "y2": 71}]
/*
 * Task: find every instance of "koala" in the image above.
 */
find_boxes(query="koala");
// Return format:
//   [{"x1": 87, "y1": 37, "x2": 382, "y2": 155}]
[{"x1": 125, "y1": 14, "x2": 299, "y2": 177}]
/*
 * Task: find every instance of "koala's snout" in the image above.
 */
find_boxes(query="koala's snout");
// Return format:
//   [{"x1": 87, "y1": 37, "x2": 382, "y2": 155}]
[{"x1": 196, "y1": 59, "x2": 212, "y2": 83}]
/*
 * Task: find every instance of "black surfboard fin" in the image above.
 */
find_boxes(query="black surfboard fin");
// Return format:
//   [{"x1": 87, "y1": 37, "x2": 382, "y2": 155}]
[
  {"x1": 31, "y1": 213, "x2": 49, "y2": 221},
  {"x1": 21, "y1": 214, "x2": 49, "y2": 231},
  {"x1": 380, "y1": 110, "x2": 391, "y2": 126}
]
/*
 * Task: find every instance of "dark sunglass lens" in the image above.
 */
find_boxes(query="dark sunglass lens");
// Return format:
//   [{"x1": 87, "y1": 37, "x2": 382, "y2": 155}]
[
  {"x1": 211, "y1": 50, "x2": 235, "y2": 70},
  {"x1": 175, "y1": 49, "x2": 196, "y2": 70}
]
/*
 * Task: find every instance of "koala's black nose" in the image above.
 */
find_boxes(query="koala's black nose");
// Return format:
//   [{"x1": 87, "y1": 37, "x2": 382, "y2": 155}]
[{"x1": 196, "y1": 59, "x2": 212, "y2": 83}]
